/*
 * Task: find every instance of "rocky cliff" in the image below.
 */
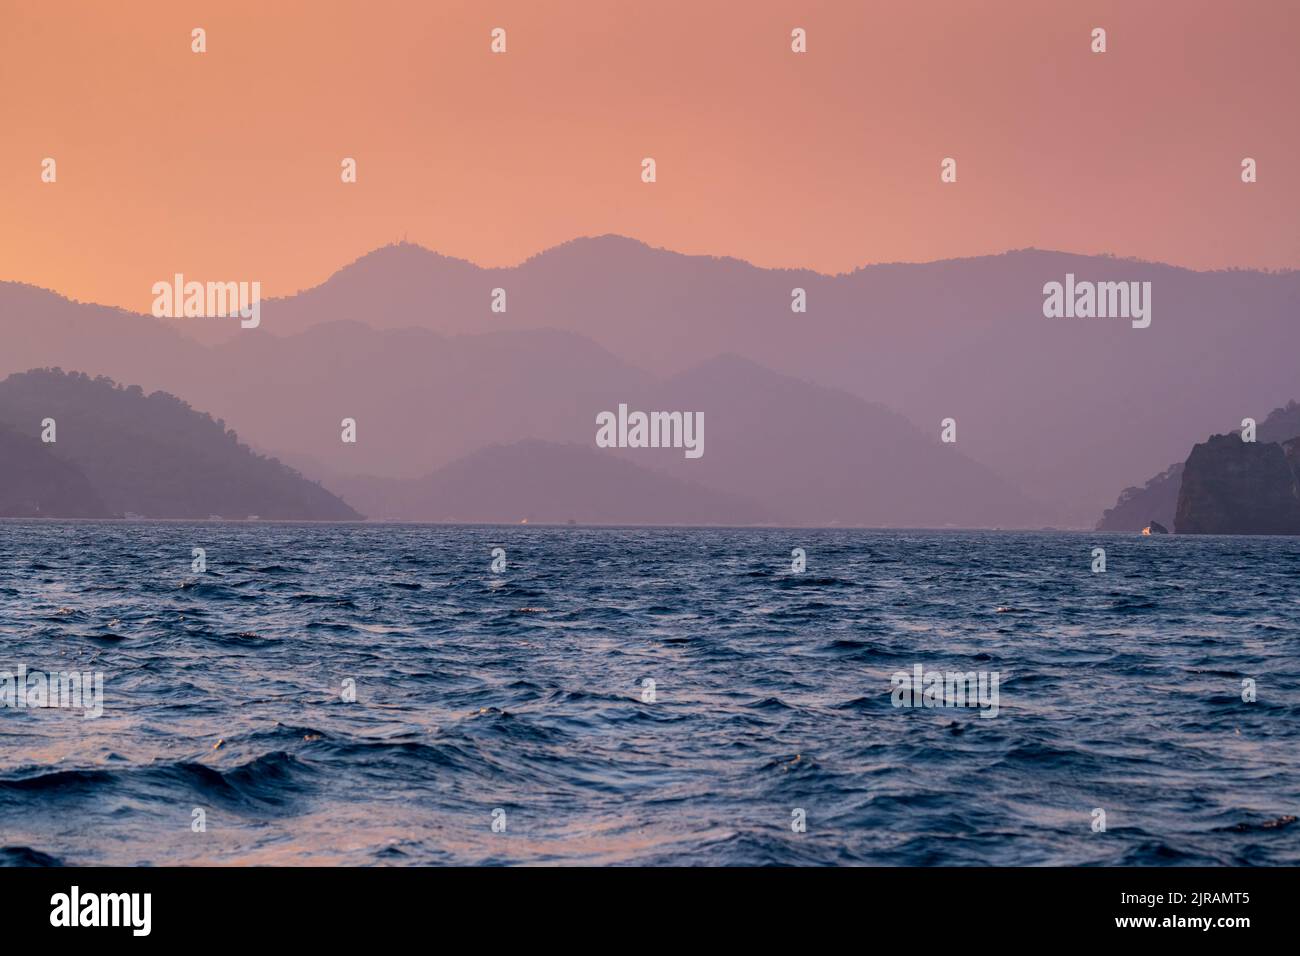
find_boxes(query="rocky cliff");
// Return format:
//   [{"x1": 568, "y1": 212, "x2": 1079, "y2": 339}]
[{"x1": 1174, "y1": 434, "x2": 1300, "y2": 534}]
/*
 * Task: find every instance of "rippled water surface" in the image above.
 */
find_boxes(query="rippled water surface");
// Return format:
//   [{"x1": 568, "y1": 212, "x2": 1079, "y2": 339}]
[{"x1": 1, "y1": 522, "x2": 1298, "y2": 866}]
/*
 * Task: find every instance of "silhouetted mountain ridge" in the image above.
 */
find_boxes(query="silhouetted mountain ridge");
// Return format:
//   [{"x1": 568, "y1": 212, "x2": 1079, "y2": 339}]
[{"x1": 0, "y1": 369, "x2": 361, "y2": 519}]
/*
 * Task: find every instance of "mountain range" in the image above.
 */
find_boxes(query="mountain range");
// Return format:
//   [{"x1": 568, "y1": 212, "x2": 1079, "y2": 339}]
[{"x1": 3, "y1": 237, "x2": 1297, "y2": 527}]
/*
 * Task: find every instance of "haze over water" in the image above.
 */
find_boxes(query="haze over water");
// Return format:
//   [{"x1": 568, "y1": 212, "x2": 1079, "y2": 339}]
[{"x1": 2, "y1": 522, "x2": 1298, "y2": 866}]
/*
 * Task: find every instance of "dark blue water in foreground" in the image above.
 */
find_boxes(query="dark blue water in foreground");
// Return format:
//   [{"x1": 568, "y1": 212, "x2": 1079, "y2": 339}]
[{"x1": 1, "y1": 522, "x2": 1298, "y2": 866}]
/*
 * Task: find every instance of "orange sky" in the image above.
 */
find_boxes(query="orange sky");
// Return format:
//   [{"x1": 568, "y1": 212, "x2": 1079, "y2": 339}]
[{"x1": 1, "y1": 0, "x2": 1296, "y2": 311}]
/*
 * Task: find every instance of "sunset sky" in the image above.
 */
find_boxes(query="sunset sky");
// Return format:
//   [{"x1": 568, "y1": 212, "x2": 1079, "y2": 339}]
[{"x1": 1, "y1": 0, "x2": 1296, "y2": 311}]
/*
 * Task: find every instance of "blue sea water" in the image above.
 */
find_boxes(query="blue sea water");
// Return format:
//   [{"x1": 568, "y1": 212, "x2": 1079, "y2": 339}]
[{"x1": 1, "y1": 522, "x2": 1298, "y2": 866}]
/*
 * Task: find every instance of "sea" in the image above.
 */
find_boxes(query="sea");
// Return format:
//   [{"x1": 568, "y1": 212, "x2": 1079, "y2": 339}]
[{"x1": 1, "y1": 522, "x2": 1298, "y2": 866}]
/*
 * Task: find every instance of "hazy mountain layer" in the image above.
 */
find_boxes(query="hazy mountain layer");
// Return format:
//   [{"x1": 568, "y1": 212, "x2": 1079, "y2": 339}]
[
  {"x1": 335, "y1": 440, "x2": 771, "y2": 525},
  {"x1": 6, "y1": 239, "x2": 1296, "y2": 526}
]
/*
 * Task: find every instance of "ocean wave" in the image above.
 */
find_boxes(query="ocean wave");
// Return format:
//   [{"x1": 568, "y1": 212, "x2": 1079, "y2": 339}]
[{"x1": 3, "y1": 524, "x2": 1298, "y2": 865}]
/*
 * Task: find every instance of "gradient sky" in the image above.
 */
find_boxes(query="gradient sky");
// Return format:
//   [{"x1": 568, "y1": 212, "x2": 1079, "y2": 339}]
[{"x1": 1, "y1": 0, "x2": 1296, "y2": 310}]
